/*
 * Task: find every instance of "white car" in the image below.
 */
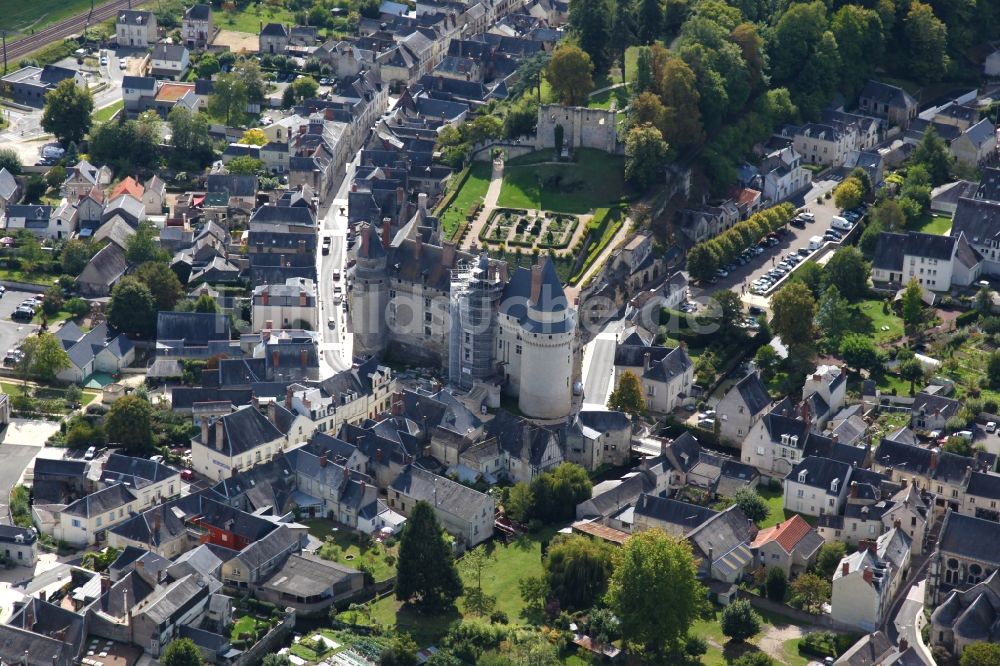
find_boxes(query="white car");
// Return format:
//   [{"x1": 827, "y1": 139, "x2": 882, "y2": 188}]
[
  {"x1": 988, "y1": 421, "x2": 997, "y2": 433},
  {"x1": 100, "y1": 55, "x2": 108, "y2": 65}
]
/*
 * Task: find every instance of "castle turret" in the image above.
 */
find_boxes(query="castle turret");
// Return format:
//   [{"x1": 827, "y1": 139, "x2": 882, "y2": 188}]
[
  {"x1": 351, "y1": 222, "x2": 389, "y2": 355},
  {"x1": 496, "y1": 255, "x2": 576, "y2": 419}
]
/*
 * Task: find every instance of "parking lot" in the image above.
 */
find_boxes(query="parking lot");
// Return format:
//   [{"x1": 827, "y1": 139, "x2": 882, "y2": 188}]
[
  {"x1": 688, "y1": 178, "x2": 847, "y2": 311},
  {"x1": 0, "y1": 289, "x2": 43, "y2": 363}
]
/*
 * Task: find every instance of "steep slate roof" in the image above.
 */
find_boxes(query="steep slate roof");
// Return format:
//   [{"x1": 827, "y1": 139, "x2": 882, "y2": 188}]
[
  {"x1": 787, "y1": 456, "x2": 851, "y2": 494},
  {"x1": 634, "y1": 493, "x2": 718, "y2": 533},
  {"x1": 77, "y1": 243, "x2": 128, "y2": 288},
  {"x1": 63, "y1": 483, "x2": 136, "y2": 518},
  {"x1": 952, "y1": 197, "x2": 1000, "y2": 244},
  {"x1": 184, "y1": 3, "x2": 211, "y2": 20},
  {"x1": 966, "y1": 472, "x2": 1000, "y2": 500},
  {"x1": 859, "y1": 80, "x2": 915, "y2": 108},
  {"x1": 731, "y1": 371, "x2": 771, "y2": 415},
  {"x1": 0, "y1": 168, "x2": 19, "y2": 200},
  {"x1": 904, "y1": 231, "x2": 955, "y2": 260},
  {"x1": 937, "y1": 510, "x2": 1000, "y2": 565},
  {"x1": 389, "y1": 465, "x2": 492, "y2": 523},
  {"x1": 871, "y1": 232, "x2": 908, "y2": 272},
  {"x1": 912, "y1": 391, "x2": 961, "y2": 420},
  {"x1": 200, "y1": 406, "x2": 284, "y2": 457},
  {"x1": 260, "y1": 22, "x2": 288, "y2": 37},
  {"x1": 157, "y1": 311, "x2": 230, "y2": 345}
]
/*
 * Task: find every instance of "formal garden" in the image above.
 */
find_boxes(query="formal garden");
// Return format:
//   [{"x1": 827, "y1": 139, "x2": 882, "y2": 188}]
[{"x1": 480, "y1": 209, "x2": 580, "y2": 252}]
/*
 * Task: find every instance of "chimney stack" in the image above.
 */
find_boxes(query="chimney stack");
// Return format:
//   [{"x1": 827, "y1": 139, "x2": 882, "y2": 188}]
[
  {"x1": 418, "y1": 192, "x2": 427, "y2": 212},
  {"x1": 272, "y1": 350, "x2": 281, "y2": 369},
  {"x1": 863, "y1": 567, "x2": 873, "y2": 584},
  {"x1": 200, "y1": 417, "x2": 209, "y2": 444},
  {"x1": 842, "y1": 561, "x2": 850, "y2": 577},
  {"x1": 320, "y1": 454, "x2": 328, "y2": 468},
  {"x1": 644, "y1": 352, "x2": 651, "y2": 372},
  {"x1": 850, "y1": 481, "x2": 858, "y2": 498},
  {"x1": 215, "y1": 420, "x2": 224, "y2": 451},
  {"x1": 267, "y1": 401, "x2": 276, "y2": 424},
  {"x1": 299, "y1": 291, "x2": 307, "y2": 307},
  {"x1": 930, "y1": 450, "x2": 939, "y2": 471},
  {"x1": 300, "y1": 348, "x2": 309, "y2": 369},
  {"x1": 382, "y1": 218, "x2": 391, "y2": 247},
  {"x1": 261, "y1": 289, "x2": 270, "y2": 306}
]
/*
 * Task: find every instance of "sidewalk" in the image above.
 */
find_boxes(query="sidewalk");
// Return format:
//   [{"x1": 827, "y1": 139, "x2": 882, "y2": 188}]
[{"x1": 460, "y1": 158, "x2": 504, "y2": 250}]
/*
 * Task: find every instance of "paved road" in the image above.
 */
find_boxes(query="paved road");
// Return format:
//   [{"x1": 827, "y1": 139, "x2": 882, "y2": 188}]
[
  {"x1": 3, "y1": 0, "x2": 149, "y2": 63},
  {"x1": 580, "y1": 319, "x2": 624, "y2": 409},
  {"x1": 890, "y1": 577, "x2": 935, "y2": 665}
]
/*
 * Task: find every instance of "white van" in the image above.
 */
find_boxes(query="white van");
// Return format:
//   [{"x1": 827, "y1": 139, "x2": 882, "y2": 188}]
[
  {"x1": 808, "y1": 236, "x2": 823, "y2": 250},
  {"x1": 831, "y1": 216, "x2": 853, "y2": 231}
]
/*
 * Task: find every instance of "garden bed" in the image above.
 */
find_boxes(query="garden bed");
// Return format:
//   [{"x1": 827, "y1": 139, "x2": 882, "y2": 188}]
[{"x1": 480, "y1": 208, "x2": 579, "y2": 250}]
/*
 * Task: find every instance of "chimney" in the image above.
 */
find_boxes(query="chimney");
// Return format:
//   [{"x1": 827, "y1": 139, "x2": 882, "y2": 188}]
[
  {"x1": 272, "y1": 350, "x2": 281, "y2": 370},
  {"x1": 280, "y1": 254, "x2": 287, "y2": 267},
  {"x1": 415, "y1": 233, "x2": 422, "y2": 259},
  {"x1": 201, "y1": 417, "x2": 209, "y2": 444},
  {"x1": 661, "y1": 437, "x2": 668, "y2": 458},
  {"x1": 261, "y1": 289, "x2": 269, "y2": 306},
  {"x1": 930, "y1": 450, "x2": 939, "y2": 471},
  {"x1": 530, "y1": 261, "x2": 543, "y2": 305},
  {"x1": 382, "y1": 218, "x2": 391, "y2": 247},
  {"x1": 850, "y1": 481, "x2": 858, "y2": 498},
  {"x1": 153, "y1": 508, "x2": 162, "y2": 534},
  {"x1": 863, "y1": 567, "x2": 873, "y2": 584},
  {"x1": 300, "y1": 348, "x2": 309, "y2": 369},
  {"x1": 215, "y1": 420, "x2": 224, "y2": 451},
  {"x1": 320, "y1": 454, "x2": 328, "y2": 468},
  {"x1": 396, "y1": 186, "x2": 405, "y2": 206},
  {"x1": 901, "y1": 477, "x2": 908, "y2": 488},
  {"x1": 376, "y1": 448, "x2": 384, "y2": 462},
  {"x1": 832, "y1": 433, "x2": 839, "y2": 443},
  {"x1": 842, "y1": 561, "x2": 850, "y2": 577},
  {"x1": 899, "y1": 638, "x2": 909, "y2": 651},
  {"x1": 391, "y1": 391, "x2": 404, "y2": 416},
  {"x1": 644, "y1": 352, "x2": 651, "y2": 372},
  {"x1": 267, "y1": 401, "x2": 276, "y2": 424},
  {"x1": 299, "y1": 291, "x2": 307, "y2": 307},
  {"x1": 285, "y1": 387, "x2": 293, "y2": 409},
  {"x1": 442, "y1": 241, "x2": 456, "y2": 267},
  {"x1": 298, "y1": 239, "x2": 306, "y2": 254},
  {"x1": 418, "y1": 192, "x2": 427, "y2": 212},
  {"x1": 101, "y1": 576, "x2": 111, "y2": 594}
]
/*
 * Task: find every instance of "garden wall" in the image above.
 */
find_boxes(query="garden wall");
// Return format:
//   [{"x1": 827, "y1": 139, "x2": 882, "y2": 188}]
[
  {"x1": 233, "y1": 610, "x2": 297, "y2": 666},
  {"x1": 469, "y1": 137, "x2": 535, "y2": 161}
]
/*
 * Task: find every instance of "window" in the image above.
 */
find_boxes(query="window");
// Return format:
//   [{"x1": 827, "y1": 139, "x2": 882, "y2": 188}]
[
  {"x1": 72, "y1": 519, "x2": 81, "y2": 528},
  {"x1": 646, "y1": 385, "x2": 655, "y2": 396},
  {"x1": 756, "y1": 446, "x2": 765, "y2": 456},
  {"x1": 796, "y1": 489, "x2": 804, "y2": 498},
  {"x1": 516, "y1": 345, "x2": 522, "y2": 355},
  {"x1": 96, "y1": 517, "x2": 102, "y2": 527}
]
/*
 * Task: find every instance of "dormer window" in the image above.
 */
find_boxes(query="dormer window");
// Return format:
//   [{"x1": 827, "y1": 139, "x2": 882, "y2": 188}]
[{"x1": 798, "y1": 469, "x2": 808, "y2": 484}]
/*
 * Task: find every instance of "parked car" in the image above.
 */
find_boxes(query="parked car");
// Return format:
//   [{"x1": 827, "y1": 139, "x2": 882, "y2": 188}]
[
  {"x1": 85, "y1": 446, "x2": 97, "y2": 460},
  {"x1": 181, "y1": 469, "x2": 195, "y2": 481},
  {"x1": 987, "y1": 421, "x2": 997, "y2": 433}
]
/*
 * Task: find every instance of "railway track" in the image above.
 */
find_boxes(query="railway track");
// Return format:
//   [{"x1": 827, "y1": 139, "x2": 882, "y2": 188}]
[{"x1": 3, "y1": 0, "x2": 149, "y2": 65}]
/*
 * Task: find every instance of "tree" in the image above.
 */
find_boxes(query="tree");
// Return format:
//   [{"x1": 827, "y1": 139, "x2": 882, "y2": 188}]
[
  {"x1": 790, "y1": 573, "x2": 830, "y2": 613},
  {"x1": 19, "y1": 333, "x2": 70, "y2": 382},
  {"x1": 134, "y1": 262, "x2": 185, "y2": 312},
  {"x1": 193, "y1": 292, "x2": 220, "y2": 313},
  {"x1": 197, "y1": 53, "x2": 220, "y2": 78},
  {"x1": 106, "y1": 394, "x2": 154, "y2": 453},
  {"x1": 283, "y1": 76, "x2": 319, "y2": 107},
  {"x1": 544, "y1": 534, "x2": 614, "y2": 610},
  {"x1": 168, "y1": 107, "x2": 214, "y2": 169},
  {"x1": 0, "y1": 148, "x2": 22, "y2": 175},
  {"x1": 606, "y1": 529, "x2": 703, "y2": 656},
  {"x1": 553, "y1": 124, "x2": 564, "y2": 156},
  {"x1": 833, "y1": 177, "x2": 864, "y2": 210},
  {"x1": 42, "y1": 285, "x2": 63, "y2": 316},
  {"x1": 18, "y1": 235, "x2": 45, "y2": 273},
  {"x1": 227, "y1": 156, "x2": 266, "y2": 175},
  {"x1": 41, "y1": 79, "x2": 93, "y2": 147},
  {"x1": 637, "y1": 0, "x2": 662, "y2": 45},
  {"x1": 901, "y1": 278, "x2": 924, "y2": 331},
  {"x1": 530, "y1": 463, "x2": 593, "y2": 523},
  {"x1": 815, "y1": 541, "x2": 846, "y2": 578},
  {"x1": 607, "y1": 370, "x2": 645, "y2": 415},
  {"x1": 987, "y1": 351, "x2": 1000, "y2": 390},
  {"x1": 45, "y1": 165, "x2": 66, "y2": 190},
  {"x1": 824, "y1": 247, "x2": 869, "y2": 301},
  {"x1": 161, "y1": 638, "x2": 203, "y2": 666},
  {"x1": 610, "y1": 0, "x2": 636, "y2": 82},
  {"x1": 839, "y1": 334, "x2": 881, "y2": 372},
  {"x1": 694, "y1": 351, "x2": 717, "y2": 387},
  {"x1": 771, "y1": 282, "x2": 817, "y2": 347},
  {"x1": 107, "y1": 277, "x2": 157, "y2": 337},
  {"x1": 871, "y1": 199, "x2": 905, "y2": 231},
  {"x1": 830, "y1": 5, "x2": 884, "y2": 94},
  {"x1": 709, "y1": 289, "x2": 744, "y2": 339},
  {"x1": 815, "y1": 285, "x2": 851, "y2": 350},
  {"x1": 910, "y1": 125, "x2": 954, "y2": 185},
  {"x1": 686, "y1": 244, "x2": 719, "y2": 282},
  {"x1": 545, "y1": 46, "x2": 595, "y2": 106},
  {"x1": 506, "y1": 482, "x2": 533, "y2": 523},
  {"x1": 262, "y1": 656, "x2": 291, "y2": 666},
  {"x1": 732, "y1": 487, "x2": 769, "y2": 524},
  {"x1": 905, "y1": 2, "x2": 949, "y2": 84},
  {"x1": 754, "y1": 345, "x2": 780, "y2": 381},
  {"x1": 732, "y1": 654, "x2": 774, "y2": 666},
  {"x1": 568, "y1": 0, "x2": 613, "y2": 71},
  {"x1": 240, "y1": 128, "x2": 268, "y2": 146},
  {"x1": 380, "y1": 635, "x2": 419, "y2": 666},
  {"x1": 396, "y1": 501, "x2": 463, "y2": 611},
  {"x1": 899, "y1": 357, "x2": 926, "y2": 394},
  {"x1": 512, "y1": 51, "x2": 550, "y2": 101},
  {"x1": 126, "y1": 222, "x2": 165, "y2": 265},
  {"x1": 625, "y1": 124, "x2": 668, "y2": 190},
  {"x1": 961, "y1": 642, "x2": 1000, "y2": 666},
  {"x1": 630, "y1": 92, "x2": 668, "y2": 136},
  {"x1": 720, "y1": 599, "x2": 762, "y2": 642},
  {"x1": 460, "y1": 545, "x2": 496, "y2": 616},
  {"x1": 765, "y1": 567, "x2": 787, "y2": 602},
  {"x1": 208, "y1": 71, "x2": 249, "y2": 125}
]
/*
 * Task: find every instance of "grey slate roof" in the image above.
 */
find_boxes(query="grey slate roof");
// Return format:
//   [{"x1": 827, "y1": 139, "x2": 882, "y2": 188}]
[
  {"x1": 732, "y1": 371, "x2": 771, "y2": 415},
  {"x1": 157, "y1": 311, "x2": 230, "y2": 345},
  {"x1": 938, "y1": 510, "x2": 1000, "y2": 565},
  {"x1": 872, "y1": 232, "x2": 907, "y2": 271},
  {"x1": 77, "y1": 242, "x2": 127, "y2": 289},
  {"x1": 184, "y1": 4, "x2": 211, "y2": 20},
  {"x1": 63, "y1": 483, "x2": 136, "y2": 518},
  {"x1": 634, "y1": 493, "x2": 718, "y2": 532},
  {"x1": 0, "y1": 168, "x2": 19, "y2": 201},
  {"x1": 904, "y1": 231, "x2": 956, "y2": 260},
  {"x1": 787, "y1": 456, "x2": 851, "y2": 494},
  {"x1": 912, "y1": 391, "x2": 961, "y2": 420},
  {"x1": 966, "y1": 472, "x2": 1000, "y2": 500},
  {"x1": 389, "y1": 465, "x2": 492, "y2": 523},
  {"x1": 199, "y1": 406, "x2": 284, "y2": 457},
  {"x1": 952, "y1": 197, "x2": 1000, "y2": 244}
]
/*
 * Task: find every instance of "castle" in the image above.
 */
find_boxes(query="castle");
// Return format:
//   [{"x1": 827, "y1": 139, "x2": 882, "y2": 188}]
[
  {"x1": 535, "y1": 103, "x2": 623, "y2": 154},
  {"x1": 351, "y1": 219, "x2": 576, "y2": 419}
]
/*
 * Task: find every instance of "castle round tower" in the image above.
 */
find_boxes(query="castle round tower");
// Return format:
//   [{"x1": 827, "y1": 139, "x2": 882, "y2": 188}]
[{"x1": 351, "y1": 223, "x2": 390, "y2": 356}]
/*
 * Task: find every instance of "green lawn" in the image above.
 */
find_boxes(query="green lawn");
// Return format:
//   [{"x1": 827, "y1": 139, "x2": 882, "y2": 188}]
[
  {"x1": 854, "y1": 299, "x2": 905, "y2": 346},
  {"x1": 0, "y1": 269, "x2": 57, "y2": 286},
  {"x1": 368, "y1": 530, "x2": 552, "y2": 646},
  {"x1": 438, "y1": 161, "x2": 492, "y2": 240},
  {"x1": 909, "y1": 213, "x2": 952, "y2": 235},
  {"x1": 230, "y1": 615, "x2": 263, "y2": 642},
  {"x1": 92, "y1": 100, "x2": 123, "y2": 124},
  {"x1": 498, "y1": 149, "x2": 628, "y2": 214},
  {"x1": 758, "y1": 487, "x2": 817, "y2": 529},
  {"x1": 215, "y1": 4, "x2": 297, "y2": 33},
  {"x1": 588, "y1": 85, "x2": 630, "y2": 109},
  {"x1": 691, "y1": 606, "x2": 812, "y2": 666},
  {"x1": 304, "y1": 519, "x2": 396, "y2": 583}
]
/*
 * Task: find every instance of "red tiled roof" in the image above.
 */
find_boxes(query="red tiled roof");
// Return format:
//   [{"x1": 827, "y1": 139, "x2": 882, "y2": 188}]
[
  {"x1": 750, "y1": 514, "x2": 812, "y2": 552},
  {"x1": 110, "y1": 176, "x2": 144, "y2": 201}
]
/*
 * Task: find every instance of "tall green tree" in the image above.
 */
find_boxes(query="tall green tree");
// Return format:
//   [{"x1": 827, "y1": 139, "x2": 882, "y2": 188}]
[
  {"x1": 18, "y1": 333, "x2": 71, "y2": 382},
  {"x1": 60, "y1": 239, "x2": 95, "y2": 275},
  {"x1": 815, "y1": 541, "x2": 846, "y2": 578},
  {"x1": 545, "y1": 46, "x2": 595, "y2": 106},
  {"x1": 161, "y1": 638, "x2": 203, "y2": 666},
  {"x1": 42, "y1": 80, "x2": 93, "y2": 148},
  {"x1": 544, "y1": 534, "x2": 615, "y2": 610},
  {"x1": 506, "y1": 482, "x2": 533, "y2": 523},
  {"x1": 607, "y1": 370, "x2": 645, "y2": 415},
  {"x1": 732, "y1": 487, "x2": 769, "y2": 524},
  {"x1": 824, "y1": 247, "x2": 869, "y2": 301},
  {"x1": 512, "y1": 51, "x2": 550, "y2": 101},
  {"x1": 106, "y1": 394, "x2": 154, "y2": 453},
  {"x1": 720, "y1": 599, "x2": 762, "y2": 642},
  {"x1": 838, "y1": 334, "x2": 881, "y2": 372},
  {"x1": 961, "y1": 642, "x2": 1000, "y2": 666},
  {"x1": 107, "y1": 277, "x2": 157, "y2": 337},
  {"x1": 904, "y1": 2, "x2": 950, "y2": 83},
  {"x1": 830, "y1": 5, "x2": 883, "y2": 94},
  {"x1": 569, "y1": 0, "x2": 614, "y2": 71},
  {"x1": 126, "y1": 222, "x2": 166, "y2": 265},
  {"x1": 765, "y1": 567, "x2": 787, "y2": 602},
  {"x1": 530, "y1": 463, "x2": 593, "y2": 523},
  {"x1": 910, "y1": 126, "x2": 955, "y2": 186},
  {"x1": 168, "y1": 107, "x2": 214, "y2": 169},
  {"x1": 395, "y1": 501, "x2": 463, "y2": 611},
  {"x1": 625, "y1": 123, "x2": 668, "y2": 190},
  {"x1": 729, "y1": 23, "x2": 765, "y2": 93},
  {"x1": 208, "y1": 71, "x2": 249, "y2": 125},
  {"x1": 815, "y1": 285, "x2": 851, "y2": 350},
  {"x1": 659, "y1": 58, "x2": 704, "y2": 149},
  {"x1": 771, "y1": 282, "x2": 817, "y2": 347},
  {"x1": 899, "y1": 357, "x2": 926, "y2": 394},
  {"x1": 901, "y1": 278, "x2": 924, "y2": 331},
  {"x1": 637, "y1": 0, "x2": 663, "y2": 45},
  {"x1": 0, "y1": 148, "x2": 23, "y2": 175},
  {"x1": 610, "y1": 0, "x2": 637, "y2": 83},
  {"x1": 134, "y1": 261, "x2": 185, "y2": 312},
  {"x1": 606, "y1": 529, "x2": 703, "y2": 656}
]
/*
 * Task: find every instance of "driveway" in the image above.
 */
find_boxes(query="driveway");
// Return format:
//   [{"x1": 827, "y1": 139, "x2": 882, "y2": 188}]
[
  {"x1": 0, "y1": 426, "x2": 50, "y2": 523},
  {"x1": 0, "y1": 290, "x2": 44, "y2": 362},
  {"x1": 581, "y1": 320, "x2": 622, "y2": 409}
]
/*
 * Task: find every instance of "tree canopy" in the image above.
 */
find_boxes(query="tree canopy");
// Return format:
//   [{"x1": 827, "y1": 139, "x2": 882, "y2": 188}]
[
  {"x1": 607, "y1": 370, "x2": 645, "y2": 415},
  {"x1": 161, "y1": 638, "x2": 203, "y2": 666},
  {"x1": 545, "y1": 45, "x2": 595, "y2": 106},
  {"x1": 106, "y1": 394, "x2": 154, "y2": 453},
  {"x1": 544, "y1": 534, "x2": 615, "y2": 610},
  {"x1": 107, "y1": 277, "x2": 157, "y2": 338},
  {"x1": 395, "y1": 501, "x2": 463, "y2": 611},
  {"x1": 42, "y1": 80, "x2": 93, "y2": 148},
  {"x1": 771, "y1": 282, "x2": 817, "y2": 347}
]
